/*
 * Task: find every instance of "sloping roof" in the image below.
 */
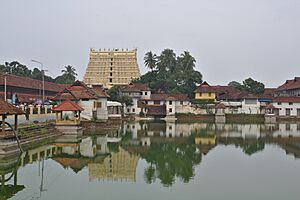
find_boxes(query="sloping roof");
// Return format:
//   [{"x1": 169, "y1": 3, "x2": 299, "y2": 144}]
[
  {"x1": 215, "y1": 103, "x2": 226, "y2": 109},
  {"x1": 277, "y1": 77, "x2": 300, "y2": 91},
  {"x1": 122, "y1": 83, "x2": 150, "y2": 92},
  {"x1": 0, "y1": 100, "x2": 24, "y2": 115},
  {"x1": 52, "y1": 100, "x2": 84, "y2": 111},
  {"x1": 194, "y1": 82, "x2": 236, "y2": 94},
  {"x1": 53, "y1": 81, "x2": 108, "y2": 101},
  {"x1": 0, "y1": 73, "x2": 68, "y2": 92},
  {"x1": 273, "y1": 97, "x2": 300, "y2": 103},
  {"x1": 146, "y1": 93, "x2": 189, "y2": 101}
]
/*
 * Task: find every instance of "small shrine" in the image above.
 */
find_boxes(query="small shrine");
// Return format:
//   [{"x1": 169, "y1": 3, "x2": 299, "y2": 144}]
[
  {"x1": 52, "y1": 100, "x2": 84, "y2": 135},
  {"x1": 0, "y1": 100, "x2": 24, "y2": 139},
  {"x1": 52, "y1": 100, "x2": 84, "y2": 126}
]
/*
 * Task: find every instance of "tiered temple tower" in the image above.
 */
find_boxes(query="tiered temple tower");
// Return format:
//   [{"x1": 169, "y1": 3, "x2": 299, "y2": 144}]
[{"x1": 83, "y1": 48, "x2": 141, "y2": 88}]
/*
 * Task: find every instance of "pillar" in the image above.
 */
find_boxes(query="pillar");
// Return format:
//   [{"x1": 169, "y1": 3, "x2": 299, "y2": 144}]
[
  {"x1": 2, "y1": 115, "x2": 6, "y2": 134},
  {"x1": 14, "y1": 115, "x2": 18, "y2": 130},
  {"x1": 55, "y1": 112, "x2": 58, "y2": 123}
]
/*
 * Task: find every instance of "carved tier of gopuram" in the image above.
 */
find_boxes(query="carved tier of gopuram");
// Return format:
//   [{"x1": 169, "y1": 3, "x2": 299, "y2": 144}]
[{"x1": 83, "y1": 48, "x2": 141, "y2": 88}]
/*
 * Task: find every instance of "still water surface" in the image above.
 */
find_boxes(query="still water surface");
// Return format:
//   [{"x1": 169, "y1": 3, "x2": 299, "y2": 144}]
[{"x1": 1, "y1": 122, "x2": 300, "y2": 200}]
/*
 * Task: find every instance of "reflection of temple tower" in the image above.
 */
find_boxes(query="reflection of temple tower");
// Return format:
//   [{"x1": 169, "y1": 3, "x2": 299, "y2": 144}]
[
  {"x1": 88, "y1": 147, "x2": 139, "y2": 182},
  {"x1": 83, "y1": 48, "x2": 140, "y2": 88}
]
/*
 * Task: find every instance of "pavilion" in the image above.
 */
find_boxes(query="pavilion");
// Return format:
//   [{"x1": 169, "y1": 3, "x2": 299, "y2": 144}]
[
  {"x1": 52, "y1": 100, "x2": 84, "y2": 126},
  {"x1": 0, "y1": 100, "x2": 24, "y2": 139}
]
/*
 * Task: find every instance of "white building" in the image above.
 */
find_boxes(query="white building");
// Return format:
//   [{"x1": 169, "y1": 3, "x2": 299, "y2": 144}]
[
  {"x1": 273, "y1": 97, "x2": 300, "y2": 117},
  {"x1": 53, "y1": 81, "x2": 109, "y2": 121}
]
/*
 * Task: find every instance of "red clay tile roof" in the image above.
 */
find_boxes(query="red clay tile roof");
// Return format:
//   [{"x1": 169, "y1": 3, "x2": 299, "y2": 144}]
[
  {"x1": 0, "y1": 73, "x2": 68, "y2": 92},
  {"x1": 53, "y1": 81, "x2": 108, "y2": 101},
  {"x1": 0, "y1": 100, "x2": 24, "y2": 115},
  {"x1": 194, "y1": 82, "x2": 236, "y2": 94},
  {"x1": 145, "y1": 93, "x2": 189, "y2": 101},
  {"x1": 266, "y1": 103, "x2": 275, "y2": 109},
  {"x1": 122, "y1": 83, "x2": 150, "y2": 92},
  {"x1": 273, "y1": 97, "x2": 300, "y2": 103},
  {"x1": 277, "y1": 77, "x2": 300, "y2": 91},
  {"x1": 52, "y1": 100, "x2": 84, "y2": 111},
  {"x1": 215, "y1": 103, "x2": 226, "y2": 109}
]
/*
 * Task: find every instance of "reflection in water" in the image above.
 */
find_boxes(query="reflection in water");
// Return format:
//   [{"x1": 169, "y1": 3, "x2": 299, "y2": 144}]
[{"x1": 1, "y1": 121, "x2": 300, "y2": 199}]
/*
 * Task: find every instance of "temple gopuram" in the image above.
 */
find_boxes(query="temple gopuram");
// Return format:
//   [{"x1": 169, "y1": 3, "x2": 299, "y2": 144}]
[{"x1": 83, "y1": 48, "x2": 140, "y2": 88}]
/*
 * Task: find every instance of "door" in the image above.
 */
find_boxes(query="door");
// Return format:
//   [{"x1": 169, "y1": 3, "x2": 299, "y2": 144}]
[{"x1": 286, "y1": 108, "x2": 291, "y2": 116}]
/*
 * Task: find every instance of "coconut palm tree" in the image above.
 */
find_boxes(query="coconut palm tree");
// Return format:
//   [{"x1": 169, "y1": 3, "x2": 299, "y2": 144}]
[
  {"x1": 144, "y1": 51, "x2": 157, "y2": 71},
  {"x1": 61, "y1": 65, "x2": 77, "y2": 81}
]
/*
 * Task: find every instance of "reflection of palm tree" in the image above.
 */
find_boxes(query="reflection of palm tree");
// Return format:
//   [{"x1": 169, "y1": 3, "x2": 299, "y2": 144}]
[
  {"x1": 144, "y1": 165, "x2": 155, "y2": 184},
  {"x1": 141, "y1": 143, "x2": 202, "y2": 186}
]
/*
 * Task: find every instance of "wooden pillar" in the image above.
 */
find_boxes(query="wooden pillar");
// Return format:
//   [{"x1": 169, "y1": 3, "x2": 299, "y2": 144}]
[
  {"x1": 55, "y1": 112, "x2": 58, "y2": 123},
  {"x1": 2, "y1": 115, "x2": 5, "y2": 134},
  {"x1": 60, "y1": 112, "x2": 63, "y2": 120},
  {"x1": 14, "y1": 114, "x2": 18, "y2": 130}
]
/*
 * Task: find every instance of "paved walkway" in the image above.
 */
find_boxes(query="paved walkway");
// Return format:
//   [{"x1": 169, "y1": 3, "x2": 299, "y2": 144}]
[{"x1": 5, "y1": 114, "x2": 56, "y2": 125}]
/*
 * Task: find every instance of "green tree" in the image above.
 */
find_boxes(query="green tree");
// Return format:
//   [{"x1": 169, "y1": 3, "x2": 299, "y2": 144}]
[
  {"x1": 242, "y1": 78, "x2": 265, "y2": 94},
  {"x1": 107, "y1": 85, "x2": 122, "y2": 101},
  {"x1": 135, "y1": 49, "x2": 202, "y2": 98},
  {"x1": 144, "y1": 51, "x2": 157, "y2": 71},
  {"x1": 55, "y1": 65, "x2": 78, "y2": 84}
]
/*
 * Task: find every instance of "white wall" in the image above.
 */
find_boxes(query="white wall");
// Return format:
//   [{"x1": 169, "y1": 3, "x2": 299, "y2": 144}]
[
  {"x1": 241, "y1": 99, "x2": 261, "y2": 114},
  {"x1": 273, "y1": 102, "x2": 300, "y2": 116}
]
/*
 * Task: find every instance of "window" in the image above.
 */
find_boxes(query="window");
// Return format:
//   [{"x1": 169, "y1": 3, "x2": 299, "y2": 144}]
[
  {"x1": 245, "y1": 99, "x2": 257, "y2": 104},
  {"x1": 145, "y1": 101, "x2": 148, "y2": 104},
  {"x1": 111, "y1": 58, "x2": 113, "y2": 61},
  {"x1": 169, "y1": 108, "x2": 173, "y2": 113},
  {"x1": 154, "y1": 100, "x2": 160, "y2": 105},
  {"x1": 110, "y1": 62, "x2": 113, "y2": 66},
  {"x1": 110, "y1": 67, "x2": 113, "y2": 71},
  {"x1": 199, "y1": 93, "x2": 202, "y2": 97},
  {"x1": 169, "y1": 126, "x2": 172, "y2": 130},
  {"x1": 169, "y1": 101, "x2": 172, "y2": 105},
  {"x1": 127, "y1": 108, "x2": 130, "y2": 113},
  {"x1": 278, "y1": 102, "x2": 282, "y2": 105},
  {"x1": 140, "y1": 92, "x2": 143, "y2": 95},
  {"x1": 132, "y1": 108, "x2": 135, "y2": 113},
  {"x1": 109, "y1": 78, "x2": 112, "y2": 83},
  {"x1": 110, "y1": 72, "x2": 112, "y2": 76},
  {"x1": 289, "y1": 102, "x2": 293, "y2": 105},
  {"x1": 180, "y1": 101, "x2": 183, "y2": 105},
  {"x1": 208, "y1": 93, "x2": 211, "y2": 97},
  {"x1": 94, "y1": 102, "x2": 102, "y2": 108},
  {"x1": 145, "y1": 92, "x2": 148, "y2": 95}
]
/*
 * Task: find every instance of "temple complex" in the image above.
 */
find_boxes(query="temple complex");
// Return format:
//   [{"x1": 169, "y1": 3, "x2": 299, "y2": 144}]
[{"x1": 83, "y1": 48, "x2": 140, "y2": 88}]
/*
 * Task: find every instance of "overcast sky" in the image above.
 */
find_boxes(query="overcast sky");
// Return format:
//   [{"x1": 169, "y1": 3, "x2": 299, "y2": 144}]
[{"x1": 1, "y1": 0, "x2": 299, "y2": 87}]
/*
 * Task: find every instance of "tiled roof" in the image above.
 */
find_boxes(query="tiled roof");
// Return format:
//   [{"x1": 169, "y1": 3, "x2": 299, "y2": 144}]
[
  {"x1": 215, "y1": 103, "x2": 226, "y2": 109},
  {"x1": 0, "y1": 73, "x2": 68, "y2": 92},
  {"x1": 273, "y1": 97, "x2": 300, "y2": 103},
  {"x1": 122, "y1": 83, "x2": 150, "y2": 92},
  {"x1": 0, "y1": 100, "x2": 24, "y2": 115},
  {"x1": 53, "y1": 81, "x2": 108, "y2": 101},
  {"x1": 146, "y1": 93, "x2": 189, "y2": 101},
  {"x1": 277, "y1": 77, "x2": 300, "y2": 91},
  {"x1": 52, "y1": 100, "x2": 84, "y2": 111}
]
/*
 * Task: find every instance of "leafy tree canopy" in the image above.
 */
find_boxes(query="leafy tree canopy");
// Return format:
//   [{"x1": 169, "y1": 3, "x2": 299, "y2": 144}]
[
  {"x1": 134, "y1": 49, "x2": 203, "y2": 98},
  {"x1": 228, "y1": 78, "x2": 265, "y2": 94},
  {"x1": 0, "y1": 61, "x2": 77, "y2": 84}
]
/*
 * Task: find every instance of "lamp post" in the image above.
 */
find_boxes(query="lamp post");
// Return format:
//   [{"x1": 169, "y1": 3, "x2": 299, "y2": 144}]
[
  {"x1": 31, "y1": 60, "x2": 45, "y2": 104},
  {"x1": 4, "y1": 72, "x2": 7, "y2": 101}
]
